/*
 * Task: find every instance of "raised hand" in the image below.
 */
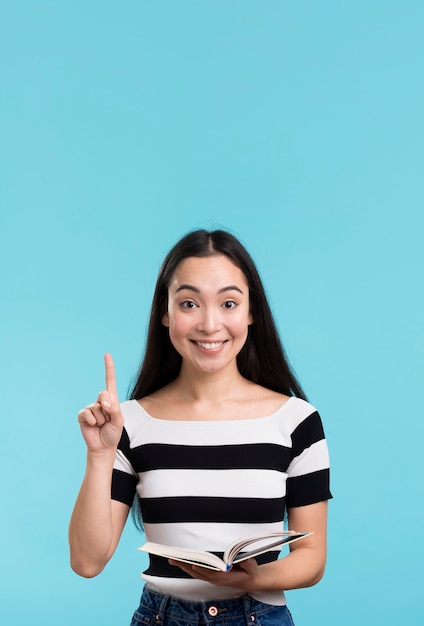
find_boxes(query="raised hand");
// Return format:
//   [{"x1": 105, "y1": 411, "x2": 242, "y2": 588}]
[{"x1": 77, "y1": 354, "x2": 124, "y2": 453}]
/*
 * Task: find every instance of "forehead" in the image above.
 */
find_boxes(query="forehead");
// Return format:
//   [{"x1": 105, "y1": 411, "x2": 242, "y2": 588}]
[{"x1": 170, "y1": 255, "x2": 248, "y2": 289}]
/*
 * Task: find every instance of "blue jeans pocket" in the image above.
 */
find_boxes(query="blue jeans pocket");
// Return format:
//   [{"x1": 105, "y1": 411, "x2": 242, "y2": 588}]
[
  {"x1": 130, "y1": 606, "x2": 160, "y2": 626},
  {"x1": 253, "y1": 602, "x2": 295, "y2": 626}
]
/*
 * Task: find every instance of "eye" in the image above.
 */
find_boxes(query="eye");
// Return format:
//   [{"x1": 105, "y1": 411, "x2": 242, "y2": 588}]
[
  {"x1": 222, "y1": 300, "x2": 237, "y2": 310},
  {"x1": 180, "y1": 300, "x2": 198, "y2": 310}
]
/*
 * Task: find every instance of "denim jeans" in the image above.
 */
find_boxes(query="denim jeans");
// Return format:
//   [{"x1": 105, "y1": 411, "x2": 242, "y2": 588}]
[{"x1": 130, "y1": 586, "x2": 295, "y2": 626}]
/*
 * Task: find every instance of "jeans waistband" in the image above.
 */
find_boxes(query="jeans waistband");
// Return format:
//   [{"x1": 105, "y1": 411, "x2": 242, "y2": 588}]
[{"x1": 141, "y1": 586, "x2": 267, "y2": 623}]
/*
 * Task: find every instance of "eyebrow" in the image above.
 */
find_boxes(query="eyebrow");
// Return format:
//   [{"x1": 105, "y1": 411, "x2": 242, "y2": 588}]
[{"x1": 175, "y1": 284, "x2": 244, "y2": 295}]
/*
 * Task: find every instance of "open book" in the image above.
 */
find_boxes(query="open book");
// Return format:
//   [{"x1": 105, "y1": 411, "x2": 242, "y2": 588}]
[{"x1": 138, "y1": 530, "x2": 311, "y2": 572}]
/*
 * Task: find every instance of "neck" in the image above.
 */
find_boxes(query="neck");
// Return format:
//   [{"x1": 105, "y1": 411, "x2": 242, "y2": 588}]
[{"x1": 175, "y1": 362, "x2": 247, "y2": 403}]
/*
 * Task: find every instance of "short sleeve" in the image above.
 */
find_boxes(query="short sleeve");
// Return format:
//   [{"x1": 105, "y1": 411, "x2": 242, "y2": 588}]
[
  {"x1": 111, "y1": 427, "x2": 138, "y2": 506},
  {"x1": 285, "y1": 410, "x2": 332, "y2": 507}
]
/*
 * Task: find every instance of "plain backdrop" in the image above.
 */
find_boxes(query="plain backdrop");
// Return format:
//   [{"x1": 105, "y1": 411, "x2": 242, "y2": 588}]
[{"x1": 1, "y1": 2, "x2": 423, "y2": 624}]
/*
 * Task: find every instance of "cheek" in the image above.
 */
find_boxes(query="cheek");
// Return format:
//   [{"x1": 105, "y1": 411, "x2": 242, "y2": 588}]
[
  {"x1": 167, "y1": 312, "x2": 191, "y2": 337},
  {"x1": 232, "y1": 312, "x2": 252, "y2": 335}
]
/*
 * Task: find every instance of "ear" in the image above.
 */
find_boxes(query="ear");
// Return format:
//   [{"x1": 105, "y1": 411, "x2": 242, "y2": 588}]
[
  {"x1": 248, "y1": 312, "x2": 254, "y2": 325},
  {"x1": 162, "y1": 312, "x2": 170, "y2": 327}
]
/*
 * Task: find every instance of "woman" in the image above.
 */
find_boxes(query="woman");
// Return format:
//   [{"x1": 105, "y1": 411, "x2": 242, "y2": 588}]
[{"x1": 69, "y1": 229, "x2": 332, "y2": 626}]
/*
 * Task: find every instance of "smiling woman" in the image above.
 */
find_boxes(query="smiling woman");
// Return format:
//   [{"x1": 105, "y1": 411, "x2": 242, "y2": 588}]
[
  {"x1": 162, "y1": 255, "x2": 253, "y2": 377},
  {"x1": 69, "y1": 229, "x2": 332, "y2": 626}
]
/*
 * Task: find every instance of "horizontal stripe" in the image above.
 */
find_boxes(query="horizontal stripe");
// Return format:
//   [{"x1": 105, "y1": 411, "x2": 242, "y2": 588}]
[
  {"x1": 143, "y1": 521, "x2": 286, "y2": 550},
  {"x1": 119, "y1": 398, "x2": 328, "y2": 448},
  {"x1": 139, "y1": 469, "x2": 287, "y2": 499},
  {"x1": 276, "y1": 399, "x2": 320, "y2": 434},
  {"x1": 140, "y1": 496, "x2": 286, "y2": 524},
  {"x1": 126, "y1": 443, "x2": 291, "y2": 473},
  {"x1": 144, "y1": 549, "x2": 281, "y2": 578},
  {"x1": 286, "y1": 469, "x2": 332, "y2": 507},
  {"x1": 114, "y1": 448, "x2": 138, "y2": 476},
  {"x1": 290, "y1": 412, "x2": 325, "y2": 460},
  {"x1": 287, "y1": 439, "x2": 330, "y2": 478},
  {"x1": 117, "y1": 426, "x2": 133, "y2": 458},
  {"x1": 111, "y1": 469, "x2": 137, "y2": 506},
  {"x1": 146, "y1": 555, "x2": 191, "y2": 578},
  {"x1": 121, "y1": 399, "x2": 300, "y2": 446}
]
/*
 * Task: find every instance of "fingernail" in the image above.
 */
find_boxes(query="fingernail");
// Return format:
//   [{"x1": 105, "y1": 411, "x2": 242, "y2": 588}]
[{"x1": 102, "y1": 401, "x2": 111, "y2": 409}]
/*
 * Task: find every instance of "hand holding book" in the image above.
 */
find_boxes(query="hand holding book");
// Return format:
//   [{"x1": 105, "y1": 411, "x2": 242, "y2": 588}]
[{"x1": 139, "y1": 530, "x2": 312, "y2": 572}]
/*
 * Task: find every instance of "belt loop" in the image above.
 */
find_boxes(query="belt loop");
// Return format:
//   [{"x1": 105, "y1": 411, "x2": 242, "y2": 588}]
[
  {"x1": 157, "y1": 593, "x2": 170, "y2": 623},
  {"x1": 243, "y1": 595, "x2": 254, "y2": 624}
]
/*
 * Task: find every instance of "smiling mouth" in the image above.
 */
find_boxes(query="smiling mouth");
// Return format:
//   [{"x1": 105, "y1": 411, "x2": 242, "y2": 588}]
[{"x1": 193, "y1": 340, "x2": 226, "y2": 350}]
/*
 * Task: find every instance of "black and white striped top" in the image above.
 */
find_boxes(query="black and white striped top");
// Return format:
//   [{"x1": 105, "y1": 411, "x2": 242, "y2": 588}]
[{"x1": 112, "y1": 397, "x2": 332, "y2": 605}]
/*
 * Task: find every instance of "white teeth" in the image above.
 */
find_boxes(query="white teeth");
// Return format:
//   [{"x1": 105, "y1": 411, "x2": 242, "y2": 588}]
[{"x1": 196, "y1": 341, "x2": 224, "y2": 350}]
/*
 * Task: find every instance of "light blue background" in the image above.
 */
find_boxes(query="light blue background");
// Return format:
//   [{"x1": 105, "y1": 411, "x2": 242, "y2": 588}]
[{"x1": 1, "y1": 2, "x2": 423, "y2": 624}]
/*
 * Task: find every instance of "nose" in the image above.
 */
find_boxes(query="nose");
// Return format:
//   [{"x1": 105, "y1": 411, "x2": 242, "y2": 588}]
[{"x1": 196, "y1": 306, "x2": 222, "y2": 334}]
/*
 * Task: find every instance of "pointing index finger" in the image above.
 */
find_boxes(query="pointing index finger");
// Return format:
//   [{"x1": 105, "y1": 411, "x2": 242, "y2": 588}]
[{"x1": 104, "y1": 353, "x2": 118, "y2": 396}]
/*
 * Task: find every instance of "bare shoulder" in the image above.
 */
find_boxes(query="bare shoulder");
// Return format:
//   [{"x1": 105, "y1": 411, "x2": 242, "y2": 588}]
[
  {"x1": 241, "y1": 381, "x2": 291, "y2": 418},
  {"x1": 137, "y1": 384, "x2": 177, "y2": 418},
  {"x1": 137, "y1": 381, "x2": 204, "y2": 420}
]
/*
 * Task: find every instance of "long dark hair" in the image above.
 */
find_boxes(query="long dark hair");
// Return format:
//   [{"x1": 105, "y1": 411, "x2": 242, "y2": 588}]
[
  {"x1": 129, "y1": 229, "x2": 306, "y2": 400},
  {"x1": 129, "y1": 229, "x2": 307, "y2": 529}
]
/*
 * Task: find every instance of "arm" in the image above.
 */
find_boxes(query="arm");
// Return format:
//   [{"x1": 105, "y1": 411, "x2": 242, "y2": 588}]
[
  {"x1": 169, "y1": 501, "x2": 328, "y2": 591},
  {"x1": 257, "y1": 500, "x2": 328, "y2": 589},
  {"x1": 69, "y1": 454, "x2": 130, "y2": 578},
  {"x1": 68, "y1": 354, "x2": 130, "y2": 578}
]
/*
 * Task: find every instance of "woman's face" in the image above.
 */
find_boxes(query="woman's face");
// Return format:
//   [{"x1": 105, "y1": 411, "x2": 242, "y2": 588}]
[{"x1": 162, "y1": 254, "x2": 253, "y2": 376}]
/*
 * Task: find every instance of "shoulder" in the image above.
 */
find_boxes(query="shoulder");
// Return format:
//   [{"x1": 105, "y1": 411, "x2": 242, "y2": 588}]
[
  {"x1": 280, "y1": 396, "x2": 319, "y2": 420},
  {"x1": 120, "y1": 399, "x2": 144, "y2": 419},
  {"x1": 274, "y1": 396, "x2": 324, "y2": 437},
  {"x1": 240, "y1": 382, "x2": 317, "y2": 420},
  {"x1": 135, "y1": 386, "x2": 180, "y2": 420},
  {"x1": 235, "y1": 381, "x2": 289, "y2": 418},
  {"x1": 119, "y1": 399, "x2": 151, "y2": 438}
]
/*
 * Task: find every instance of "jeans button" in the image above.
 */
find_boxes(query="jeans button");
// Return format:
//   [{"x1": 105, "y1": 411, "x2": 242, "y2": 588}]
[{"x1": 208, "y1": 606, "x2": 218, "y2": 617}]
